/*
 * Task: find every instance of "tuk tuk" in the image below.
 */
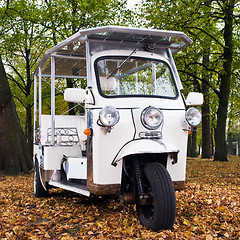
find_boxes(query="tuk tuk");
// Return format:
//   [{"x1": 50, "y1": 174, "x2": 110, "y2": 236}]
[{"x1": 33, "y1": 26, "x2": 203, "y2": 231}]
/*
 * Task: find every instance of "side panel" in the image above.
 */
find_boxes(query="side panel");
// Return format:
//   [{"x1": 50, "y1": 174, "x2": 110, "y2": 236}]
[
  {"x1": 163, "y1": 111, "x2": 189, "y2": 181},
  {"x1": 43, "y1": 146, "x2": 81, "y2": 170},
  {"x1": 92, "y1": 109, "x2": 134, "y2": 184}
]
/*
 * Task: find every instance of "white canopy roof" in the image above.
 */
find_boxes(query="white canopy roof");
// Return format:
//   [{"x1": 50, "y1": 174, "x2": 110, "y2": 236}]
[{"x1": 35, "y1": 26, "x2": 192, "y2": 77}]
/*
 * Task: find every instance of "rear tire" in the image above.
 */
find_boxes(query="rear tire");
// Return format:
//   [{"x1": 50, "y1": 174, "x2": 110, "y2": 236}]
[
  {"x1": 136, "y1": 162, "x2": 176, "y2": 231},
  {"x1": 34, "y1": 158, "x2": 48, "y2": 197}
]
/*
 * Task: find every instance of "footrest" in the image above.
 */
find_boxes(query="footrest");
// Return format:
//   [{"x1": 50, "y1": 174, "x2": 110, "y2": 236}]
[{"x1": 49, "y1": 180, "x2": 90, "y2": 197}]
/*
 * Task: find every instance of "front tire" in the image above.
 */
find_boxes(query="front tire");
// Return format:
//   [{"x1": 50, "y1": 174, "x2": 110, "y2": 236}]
[
  {"x1": 136, "y1": 162, "x2": 176, "y2": 231},
  {"x1": 34, "y1": 158, "x2": 48, "y2": 197}
]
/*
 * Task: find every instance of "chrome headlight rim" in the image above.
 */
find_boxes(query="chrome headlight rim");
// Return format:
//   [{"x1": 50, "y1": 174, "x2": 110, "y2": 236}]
[
  {"x1": 99, "y1": 105, "x2": 120, "y2": 127},
  {"x1": 141, "y1": 106, "x2": 163, "y2": 130},
  {"x1": 185, "y1": 107, "x2": 202, "y2": 127}
]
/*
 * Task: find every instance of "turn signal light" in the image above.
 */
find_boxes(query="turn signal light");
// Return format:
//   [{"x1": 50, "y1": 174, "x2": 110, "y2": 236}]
[{"x1": 84, "y1": 128, "x2": 92, "y2": 136}]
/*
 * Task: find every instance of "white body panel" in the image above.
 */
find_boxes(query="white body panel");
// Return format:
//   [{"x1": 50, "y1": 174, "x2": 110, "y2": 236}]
[
  {"x1": 34, "y1": 145, "x2": 82, "y2": 170},
  {"x1": 34, "y1": 49, "x2": 190, "y2": 187},
  {"x1": 91, "y1": 108, "x2": 188, "y2": 184},
  {"x1": 34, "y1": 115, "x2": 86, "y2": 171},
  {"x1": 64, "y1": 157, "x2": 87, "y2": 180}
]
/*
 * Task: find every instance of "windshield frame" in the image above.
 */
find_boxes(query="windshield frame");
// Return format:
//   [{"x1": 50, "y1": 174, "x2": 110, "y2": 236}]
[{"x1": 94, "y1": 55, "x2": 179, "y2": 99}]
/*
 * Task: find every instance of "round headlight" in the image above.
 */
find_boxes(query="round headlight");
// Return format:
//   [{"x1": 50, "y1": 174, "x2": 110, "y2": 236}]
[
  {"x1": 185, "y1": 107, "x2": 202, "y2": 127},
  {"x1": 99, "y1": 106, "x2": 120, "y2": 127},
  {"x1": 141, "y1": 107, "x2": 163, "y2": 130}
]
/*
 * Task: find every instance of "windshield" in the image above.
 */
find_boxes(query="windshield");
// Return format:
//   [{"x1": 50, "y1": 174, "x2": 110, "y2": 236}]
[{"x1": 95, "y1": 56, "x2": 177, "y2": 98}]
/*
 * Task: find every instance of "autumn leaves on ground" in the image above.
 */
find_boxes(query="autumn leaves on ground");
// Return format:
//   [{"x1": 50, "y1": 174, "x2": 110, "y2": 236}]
[{"x1": 0, "y1": 156, "x2": 239, "y2": 240}]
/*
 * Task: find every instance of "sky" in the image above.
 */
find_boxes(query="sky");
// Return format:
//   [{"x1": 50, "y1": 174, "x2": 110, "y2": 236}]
[{"x1": 127, "y1": 0, "x2": 141, "y2": 9}]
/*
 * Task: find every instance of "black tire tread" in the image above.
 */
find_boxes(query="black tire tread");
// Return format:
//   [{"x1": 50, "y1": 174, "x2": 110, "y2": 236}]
[{"x1": 137, "y1": 162, "x2": 176, "y2": 231}]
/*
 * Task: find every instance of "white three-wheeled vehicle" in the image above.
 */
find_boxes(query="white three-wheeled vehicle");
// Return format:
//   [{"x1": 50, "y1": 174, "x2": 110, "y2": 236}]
[{"x1": 33, "y1": 26, "x2": 203, "y2": 231}]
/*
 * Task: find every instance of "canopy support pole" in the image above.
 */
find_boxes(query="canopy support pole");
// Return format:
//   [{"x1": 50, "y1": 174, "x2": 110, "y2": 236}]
[
  {"x1": 33, "y1": 74, "x2": 37, "y2": 144},
  {"x1": 51, "y1": 56, "x2": 55, "y2": 145}
]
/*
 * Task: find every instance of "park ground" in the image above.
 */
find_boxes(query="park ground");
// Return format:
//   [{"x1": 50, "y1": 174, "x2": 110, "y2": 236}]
[{"x1": 0, "y1": 156, "x2": 239, "y2": 239}]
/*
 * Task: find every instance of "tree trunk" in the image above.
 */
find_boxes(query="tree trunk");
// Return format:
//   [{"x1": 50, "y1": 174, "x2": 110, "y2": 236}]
[
  {"x1": 25, "y1": 49, "x2": 33, "y2": 156},
  {"x1": 25, "y1": 104, "x2": 32, "y2": 153},
  {"x1": 0, "y1": 55, "x2": 31, "y2": 174},
  {"x1": 201, "y1": 51, "x2": 212, "y2": 158},
  {"x1": 211, "y1": 129, "x2": 215, "y2": 156},
  {"x1": 187, "y1": 131, "x2": 198, "y2": 157},
  {"x1": 227, "y1": 133, "x2": 233, "y2": 155},
  {"x1": 214, "y1": 0, "x2": 234, "y2": 161},
  {"x1": 238, "y1": 133, "x2": 240, "y2": 156}
]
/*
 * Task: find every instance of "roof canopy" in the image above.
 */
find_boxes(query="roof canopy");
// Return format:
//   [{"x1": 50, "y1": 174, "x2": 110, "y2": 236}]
[{"x1": 35, "y1": 26, "x2": 192, "y2": 77}]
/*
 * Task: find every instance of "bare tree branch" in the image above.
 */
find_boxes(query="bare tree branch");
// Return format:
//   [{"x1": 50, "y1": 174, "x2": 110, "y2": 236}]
[{"x1": 178, "y1": 69, "x2": 220, "y2": 97}]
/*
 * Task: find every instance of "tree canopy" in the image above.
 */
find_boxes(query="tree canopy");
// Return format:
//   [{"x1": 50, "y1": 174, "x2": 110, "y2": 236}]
[
  {"x1": 0, "y1": 0, "x2": 133, "y2": 159},
  {"x1": 0, "y1": 0, "x2": 239, "y2": 174},
  {"x1": 140, "y1": 0, "x2": 240, "y2": 160}
]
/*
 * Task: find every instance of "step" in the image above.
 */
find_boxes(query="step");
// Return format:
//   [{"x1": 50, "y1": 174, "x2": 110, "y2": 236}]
[{"x1": 49, "y1": 179, "x2": 90, "y2": 197}]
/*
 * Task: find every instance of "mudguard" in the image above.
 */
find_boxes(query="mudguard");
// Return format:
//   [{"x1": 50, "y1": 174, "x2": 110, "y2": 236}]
[{"x1": 111, "y1": 139, "x2": 179, "y2": 166}]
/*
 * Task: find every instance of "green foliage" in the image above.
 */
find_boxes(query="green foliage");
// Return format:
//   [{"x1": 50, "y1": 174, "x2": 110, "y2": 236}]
[
  {"x1": 38, "y1": 0, "x2": 134, "y2": 42},
  {"x1": 0, "y1": 0, "x2": 134, "y2": 139},
  {"x1": 139, "y1": 0, "x2": 240, "y2": 155},
  {"x1": 0, "y1": 0, "x2": 239, "y2": 158}
]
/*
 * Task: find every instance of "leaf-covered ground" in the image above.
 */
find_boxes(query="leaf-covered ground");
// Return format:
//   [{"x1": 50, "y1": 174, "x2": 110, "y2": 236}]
[{"x1": 0, "y1": 156, "x2": 239, "y2": 239}]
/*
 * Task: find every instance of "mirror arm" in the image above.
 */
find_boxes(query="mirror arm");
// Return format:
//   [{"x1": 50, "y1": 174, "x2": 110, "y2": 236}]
[
  {"x1": 181, "y1": 91, "x2": 187, "y2": 108},
  {"x1": 88, "y1": 87, "x2": 95, "y2": 105}
]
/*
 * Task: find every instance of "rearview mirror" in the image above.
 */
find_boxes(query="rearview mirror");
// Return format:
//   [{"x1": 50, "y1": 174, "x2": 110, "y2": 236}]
[
  {"x1": 64, "y1": 88, "x2": 87, "y2": 103},
  {"x1": 186, "y1": 92, "x2": 203, "y2": 106}
]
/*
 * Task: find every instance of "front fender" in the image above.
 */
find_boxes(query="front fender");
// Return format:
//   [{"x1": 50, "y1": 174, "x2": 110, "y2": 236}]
[{"x1": 112, "y1": 139, "x2": 179, "y2": 166}]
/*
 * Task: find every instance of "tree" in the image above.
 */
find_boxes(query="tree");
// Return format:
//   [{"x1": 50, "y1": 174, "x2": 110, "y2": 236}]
[
  {"x1": 140, "y1": 0, "x2": 218, "y2": 158},
  {"x1": 0, "y1": 55, "x2": 31, "y2": 174},
  {"x1": 214, "y1": 0, "x2": 236, "y2": 161},
  {"x1": 201, "y1": 48, "x2": 212, "y2": 158},
  {"x1": 140, "y1": 0, "x2": 240, "y2": 161},
  {"x1": 0, "y1": 0, "x2": 49, "y2": 155}
]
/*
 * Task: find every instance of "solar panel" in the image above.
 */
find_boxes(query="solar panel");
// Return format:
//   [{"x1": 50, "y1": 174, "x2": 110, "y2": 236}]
[{"x1": 35, "y1": 26, "x2": 192, "y2": 77}]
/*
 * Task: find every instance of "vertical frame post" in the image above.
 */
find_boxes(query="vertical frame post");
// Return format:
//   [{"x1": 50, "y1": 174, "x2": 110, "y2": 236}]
[
  {"x1": 38, "y1": 67, "x2": 42, "y2": 132},
  {"x1": 33, "y1": 74, "x2": 37, "y2": 144},
  {"x1": 152, "y1": 63, "x2": 156, "y2": 94},
  {"x1": 51, "y1": 56, "x2": 55, "y2": 145},
  {"x1": 135, "y1": 62, "x2": 138, "y2": 94},
  {"x1": 167, "y1": 48, "x2": 183, "y2": 91},
  {"x1": 86, "y1": 41, "x2": 91, "y2": 87}
]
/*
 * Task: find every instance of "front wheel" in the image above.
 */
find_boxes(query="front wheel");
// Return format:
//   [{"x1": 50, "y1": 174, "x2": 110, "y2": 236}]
[{"x1": 136, "y1": 162, "x2": 176, "y2": 231}]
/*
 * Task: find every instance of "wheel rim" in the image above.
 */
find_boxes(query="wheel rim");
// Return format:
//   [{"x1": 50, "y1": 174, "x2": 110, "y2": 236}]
[
  {"x1": 138, "y1": 179, "x2": 155, "y2": 223},
  {"x1": 139, "y1": 203, "x2": 154, "y2": 223}
]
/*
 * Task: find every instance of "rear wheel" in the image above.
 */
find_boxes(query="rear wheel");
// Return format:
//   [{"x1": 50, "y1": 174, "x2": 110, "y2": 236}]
[
  {"x1": 136, "y1": 162, "x2": 176, "y2": 231},
  {"x1": 34, "y1": 158, "x2": 48, "y2": 197}
]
